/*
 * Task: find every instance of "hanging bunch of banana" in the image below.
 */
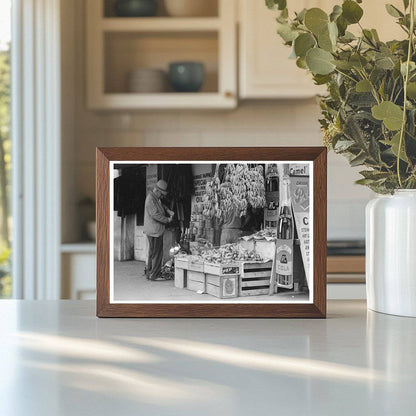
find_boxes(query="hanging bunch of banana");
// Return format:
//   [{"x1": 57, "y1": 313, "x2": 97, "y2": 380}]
[{"x1": 202, "y1": 164, "x2": 266, "y2": 221}]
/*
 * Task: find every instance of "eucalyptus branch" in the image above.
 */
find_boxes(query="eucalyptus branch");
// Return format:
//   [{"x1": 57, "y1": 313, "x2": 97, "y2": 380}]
[
  {"x1": 334, "y1": 68, "x2": 358, "y2": 83},
  {"x1": 397, "y1": 0, "x2": 415, "y2": 188},
  {"x1": 358, "y1": 69, "x2": 381, "y2": 104}
]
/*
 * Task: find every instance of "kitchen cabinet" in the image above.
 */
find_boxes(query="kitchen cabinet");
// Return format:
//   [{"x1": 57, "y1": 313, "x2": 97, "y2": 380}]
[
  {"x1": 86, "y1": 0, "x2": 237, "y2": 109},
  {"x1": 238, "y1": 0, "x2": 404, "y2": 99},
  {"x1": 239, "y1": 0, "x2": 323, "y2": 99},
  {"x1": 61, "y1": 244, "x2": 96, "y2": 300}
]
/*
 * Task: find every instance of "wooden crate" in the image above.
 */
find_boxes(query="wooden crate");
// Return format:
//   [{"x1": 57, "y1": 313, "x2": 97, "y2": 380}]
[
  {"x1": 239, "y1": 260, "x2": 273, "y2": 297},
  {"x1": 204, "y1": 262, "x2": 240, "y2": 276},
  {"x1": 187, "y1": 270, "x2": 206, "y2": 293},
  {"x1": 188, "y1": 260, "x2": 204, "y2": 272},
  {"x1": 175, "y1": 257, "x2": 189, "y2": 270},
  {"x1": 174, "y1": 265, "x2": 187, "y2": 289},
  {"x1": 206, "y1": 274, "x2": 239, "y2": 298}
]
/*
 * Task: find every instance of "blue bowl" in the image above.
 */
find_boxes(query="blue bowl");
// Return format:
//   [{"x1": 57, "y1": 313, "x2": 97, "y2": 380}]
[
  {"x1": 169, "y1": 62, "x2": 205, "y2": 93},
  {"x1": 114, "y1": 0, "x2": 158, "y2": 17}
]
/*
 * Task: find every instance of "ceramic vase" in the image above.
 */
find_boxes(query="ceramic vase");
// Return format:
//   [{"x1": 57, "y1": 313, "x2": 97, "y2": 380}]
[{"x1": 366, "y1": 190, "x2": 416, "y2": 317}]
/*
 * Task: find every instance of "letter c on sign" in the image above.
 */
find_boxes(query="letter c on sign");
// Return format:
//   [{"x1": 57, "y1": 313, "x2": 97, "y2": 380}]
[{"x1": 303, "y1": 216, "x2": 309, "y2": 226}]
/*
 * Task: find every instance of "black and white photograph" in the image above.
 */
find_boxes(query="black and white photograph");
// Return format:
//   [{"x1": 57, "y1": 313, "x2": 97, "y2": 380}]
[{"x1": 110, "y1": 161, "x2": 313, "y2": 303}]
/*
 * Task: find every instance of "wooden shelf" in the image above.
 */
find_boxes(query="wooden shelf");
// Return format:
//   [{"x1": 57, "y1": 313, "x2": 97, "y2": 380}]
[
  {"x1": 101, "y1": 17, "x2": 221, "y2": 32},
  {"x1": 86, "y1": 0, "x2": 237, "y2": 110},
  {"x1": 89, "y1": 92, "x2": 235, "y2": 110}
]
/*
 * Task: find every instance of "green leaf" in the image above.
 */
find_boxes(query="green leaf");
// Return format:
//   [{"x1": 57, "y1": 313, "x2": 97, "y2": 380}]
[
  {"x1": 385, "y1": 4, "x2": 404, "y2": 18},
  {"x1": 350, "y1": 152, "x2": 368, "y2": 167},
  {"x1": 333, "y1": 59, "x2": 353, "y2": 70},
  {"x1": 342, "y1": 0, "x2": 364, "y2": 24},
  {"x1": 318, "y1": 31, "x2": 333, "y2": 52},
  {"x1": 407, "y1": 82, "x2": 416, "y2": 99},
  {"x1": 363, "y1": 29, "x2": 375, "y2": 44},
  {"x1": 313, "y1": 74, "x2": 332, "y2": 85},
  {"x1": 294, "y1": 33, "x2": 315, "y2": 57},
  {"x1": 349, "y1": 92, "x2": 377, "y2": 107},
  {"x1": 295, "y1": 8, "x2": 307, "y2": 22},
  {"x1": 296, "y1": 57, "x2": 307, "y2": 69},
  {"x1": 375, "y1": 56, "x2": 395, "y2": 70},
  {"x1": 401, "y1": 61, "x2": 416, "y2": 76},
  {"x1": 334, "y1": 139, "x2": 355, "y2": 152},
  {"x1": 372, "y1": 101, "x2": 404, "y2": 130},
  {"x1": 350, "y1": 53, "x2": 368, "y2": 69},
  {"x1": 304, "y1": 8, "x2": 329, "y2": 35},
  {"x1": 403, "y1": 0, "x2": 410, "y2": 9},
  {"x1": 359, "y1": 170, "x2": 391, "y2": 180},
  {"x1": 356, "y1": 79, "x2": 372, "y2": 92},
  {"x1": 266, "y1": 0, "x2": 287, "y2": 11},
  {"x1": 277, "y1": 23, "x2": 299, "y2": 42},
  {"x1": 306, "y1": 48, "x2": 335, "y2": 75},
  {"x1": 381, "y1": 132, "x2": 409, "y2": 162},
  {"x1": 371, "y1": 29, "x2": 380, "y2": 42},
  {"x1": 336, "y1": 15, "x2": 348, "y2": 36},
  {"x1": 369, "y1": 136, "x2": 381, "y2": 162},
  {"x1": 330, "y1": 5, "x2": 343, "y2": 22},
  {"x1": 355, "y1": 178, "x2": 377, "y2": 185},
  {"x1": 339, "y1": 31, "x2": 356, "y2": 42}
]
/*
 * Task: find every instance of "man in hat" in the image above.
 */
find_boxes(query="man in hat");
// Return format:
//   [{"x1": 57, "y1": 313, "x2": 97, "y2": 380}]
[{"x1": 143, "y1": 179, "x2": 174, "y2": 280}]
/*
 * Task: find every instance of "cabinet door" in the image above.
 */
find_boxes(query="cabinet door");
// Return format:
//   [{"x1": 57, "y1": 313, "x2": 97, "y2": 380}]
[
  {"x1": 239, "y1": 0, "x2": 403, "y2": 99},
  {"x1": 239, "y1": 0, "x2": 320, "y2": 99}
]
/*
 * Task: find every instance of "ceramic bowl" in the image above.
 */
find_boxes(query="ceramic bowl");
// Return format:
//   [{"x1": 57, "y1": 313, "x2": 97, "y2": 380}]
[
  {"x1": 168, "y1": 62, "x2": 205, "y2": 93},
  {"x1": 114, "y1": 0, "x2": 158, "y2": 17},
  {"x1": 127, "y1": 68, "x2": 167, "y2": 93}
]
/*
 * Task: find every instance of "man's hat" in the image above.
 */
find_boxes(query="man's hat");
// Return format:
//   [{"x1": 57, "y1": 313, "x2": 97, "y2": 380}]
[{"x1": 155, "y1": 179, "x2": 168, "y2": 195}]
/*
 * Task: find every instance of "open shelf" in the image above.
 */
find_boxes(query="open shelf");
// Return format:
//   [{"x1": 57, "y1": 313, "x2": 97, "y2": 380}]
[
  {"x1": 86, "y1": 0, "x2": 236, "y2": 109},
  {"x1": 101, "y1": 17, "x2": 221, "y2": 32},
  {"x1": 104, "y1": 31, "x2": 219, "y2": 94}
]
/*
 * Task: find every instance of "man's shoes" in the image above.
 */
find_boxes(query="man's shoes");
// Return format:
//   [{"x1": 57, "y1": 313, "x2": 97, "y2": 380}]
[{"x1": 149, "y1": 274, "x2": 164, "y2": 281}]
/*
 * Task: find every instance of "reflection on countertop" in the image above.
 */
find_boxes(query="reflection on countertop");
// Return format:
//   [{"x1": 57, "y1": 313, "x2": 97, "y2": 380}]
[{"x1": 0, "y1": 300, "x2": 415, "y2": 415}]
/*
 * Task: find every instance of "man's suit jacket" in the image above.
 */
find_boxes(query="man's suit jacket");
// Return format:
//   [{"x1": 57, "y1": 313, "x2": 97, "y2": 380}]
[{"x1": 143, "y1": 190, "x2": 170, "y2": 237}]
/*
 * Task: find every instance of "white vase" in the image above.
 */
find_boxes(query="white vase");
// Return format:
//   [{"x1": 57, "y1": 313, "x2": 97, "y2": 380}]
[{"x1": 366, "y1": 190, "x2": 416, "y2": 317}]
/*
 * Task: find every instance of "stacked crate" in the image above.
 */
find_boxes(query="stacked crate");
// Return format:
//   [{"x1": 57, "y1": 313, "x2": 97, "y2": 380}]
[
  {"x1": 204, "y1": 263, "x2": 240, "y2": 299},
  {"x1": 187, "y1": 260, "x2": 206, "y2": 292},
  {"x1": 239, "y1": 260, "x2": 273, "y2": 296},
  {"x1": 174, "y1": 257, "x2": 189, "y2": 289}
]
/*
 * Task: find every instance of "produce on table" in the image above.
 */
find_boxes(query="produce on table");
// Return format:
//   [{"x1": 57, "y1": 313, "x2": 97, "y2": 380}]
[
  {"x1": 202, "y1": 164, "x2": 266, "y2": 221},
  {"x1": 183, "y1": 243, "x2": 263, "y2": 264},
  {"x1": 249, "y1": 228, "x2": 277, "y2": 240}
]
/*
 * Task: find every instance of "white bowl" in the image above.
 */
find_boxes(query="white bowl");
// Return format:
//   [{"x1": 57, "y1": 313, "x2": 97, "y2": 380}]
[
  {"x1": 164, "y1": 0, "x2": 217, "y2": 17},
  {"x1": 127, "y1": 68, "x2": 167, "y2": 93}
]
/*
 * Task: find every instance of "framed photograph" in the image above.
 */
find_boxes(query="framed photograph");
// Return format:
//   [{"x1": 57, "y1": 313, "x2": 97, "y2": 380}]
[{"x1": 96, "y1": 147, "x2": 327, "y2": 318}]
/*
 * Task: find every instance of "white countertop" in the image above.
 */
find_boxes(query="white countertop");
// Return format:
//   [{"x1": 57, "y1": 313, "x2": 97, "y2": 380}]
[{"x1": 0, "y1": 300, "x2": 414, "y2": 416}]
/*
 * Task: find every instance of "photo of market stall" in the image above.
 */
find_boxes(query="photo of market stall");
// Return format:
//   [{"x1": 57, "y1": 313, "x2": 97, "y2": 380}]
[{"x1": 111, "y1": 162, "x2": 311, "y2": 303}]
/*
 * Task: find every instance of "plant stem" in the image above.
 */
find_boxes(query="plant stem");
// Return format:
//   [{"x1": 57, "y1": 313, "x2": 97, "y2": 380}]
[
  {"x1": 334, "y1": 68, "x2": 357, "y2": 83},
  {"x1": 397, "y1": 0, "x2": 415, "y2": 188}
]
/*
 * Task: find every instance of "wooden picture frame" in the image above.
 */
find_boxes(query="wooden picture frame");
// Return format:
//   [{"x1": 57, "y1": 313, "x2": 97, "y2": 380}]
[{"x1": 97, "y1": 147, "x2": 327, "y2": 318}]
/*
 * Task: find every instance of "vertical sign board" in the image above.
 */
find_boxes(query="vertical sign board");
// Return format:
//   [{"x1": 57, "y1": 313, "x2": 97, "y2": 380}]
[
  {"x1": 289, "y1": 164, "x2": 310, "y2": 287},
  {"x1": 192, "y1": 164, "x2": 213, "y2": 206}
]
